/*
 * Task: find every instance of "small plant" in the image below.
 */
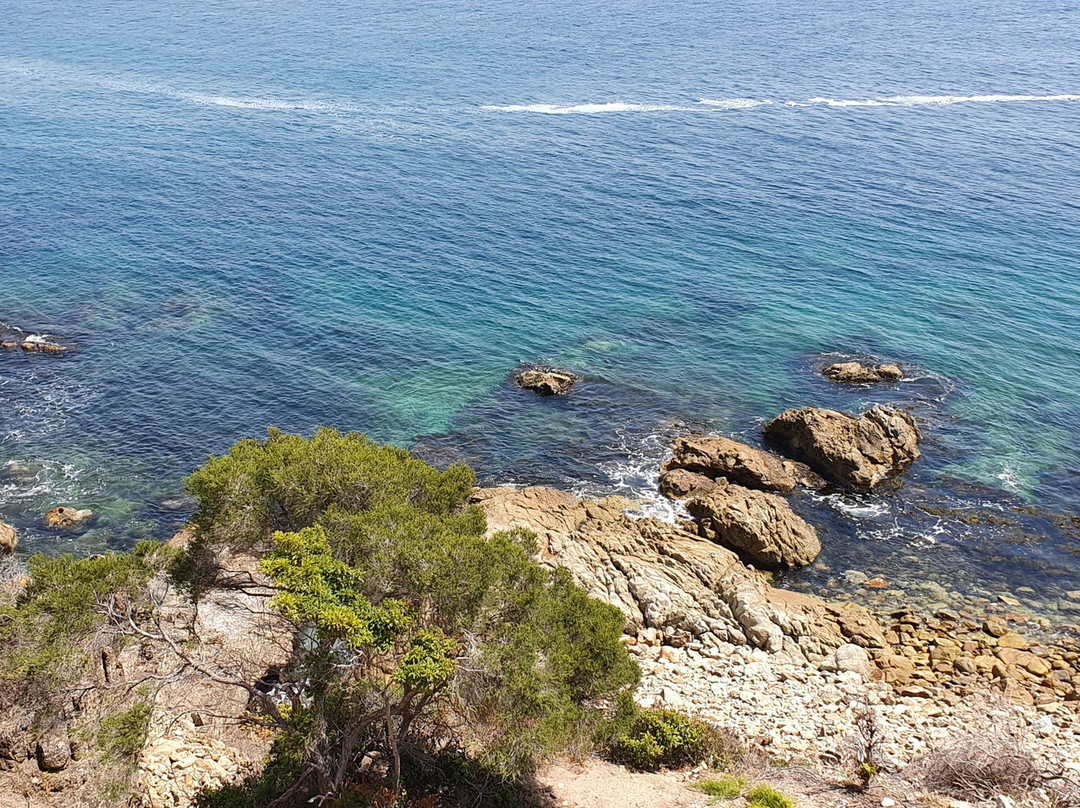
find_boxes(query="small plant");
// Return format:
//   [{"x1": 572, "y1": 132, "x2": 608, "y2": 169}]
[
  {"x1": 605, "y1": 693, "x2": 738, "y2": 772},
  {"x1": 746, "y1": 784, "x2": 795, "y2": 808},
  {"x1": 97, "y1": 702, "x2": 152, "y2": 762},
  {"x1": 848, "y1": 703, "x2": 884, "y2": 789},
  {"x1": 694, "y1": 775, "x2": 745, "y2": 799}
]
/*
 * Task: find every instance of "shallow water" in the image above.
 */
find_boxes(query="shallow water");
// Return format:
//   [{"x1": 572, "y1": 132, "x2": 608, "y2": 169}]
[{"x1": 1, "y1": 0, "x2": 1079, "y2": 615}]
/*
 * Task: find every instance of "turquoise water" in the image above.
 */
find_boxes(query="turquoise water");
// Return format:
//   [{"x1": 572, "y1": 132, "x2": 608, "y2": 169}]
[{"x1": 2, "y1": 0, "x2": 1080, "y2": 610}]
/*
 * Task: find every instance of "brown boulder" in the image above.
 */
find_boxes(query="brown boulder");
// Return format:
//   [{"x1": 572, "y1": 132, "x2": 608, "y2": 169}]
[
  {"x1": 658, "y1": 467, "x2": 716, "y2": 500},
  {"x1": 514, "y1": 367, "x2": 576, "y2": 396},
  {"x1": 763, "y1": 405, "x2": 921, "y2": 491},
  {"x1": 685, "y1": 480, "x2": 821, "y2": 568},
  {"x1": 665, "y1": 435, "x2": 797, "y2": 493},
  {"x1": 0, "y1": 521, "x2": 15, "y2": 553},
  {"x1": 472, "y1": 485, "x2": 881, "y2": 660},
  {"x1": 45, "y1": 506, "x2": 95, "y2": 529},
  {"x1": 822, "y1": 361, "x2": 904, "y2": 384},
  {"x1": 36, "y1": 731, "x2": 70, "y2": 771}
]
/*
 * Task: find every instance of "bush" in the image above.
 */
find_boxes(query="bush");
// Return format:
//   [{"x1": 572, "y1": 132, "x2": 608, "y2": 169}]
[
  {"x1": 746, "y1": 785, "x2": 795, "y2": 808},
  {"x1": 97, "y1": 701, "x2": 153, "y2": 762},
  {"x1": 605, "y1": 693, "x2": 736, "y2": 772},
  {"x1": 187, "y1": 427, "x2": 639, "y2": 806},
  {"x1": 694, "y1": 775, "x2": 745, "y2": 799}
]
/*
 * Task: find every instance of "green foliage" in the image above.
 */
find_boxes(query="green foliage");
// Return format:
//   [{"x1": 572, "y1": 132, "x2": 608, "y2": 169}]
[
  {"x1": 0, "y1": 545, "x2": 164, "y2": 705},
  {"x1": 187, "y1": 427, "x2": 639, "y2": 805},
  {"x1": 694, "y1": 775, "x2": 745, "y2": 799},
  {"x1": 184, "y1": 426, "x2": 476, "y2": 553},
  {"x1": 97, "y1": 702, "x2": 152, "y2": 762},
  {"x1": 605, "y1": 693, "x2": 736, "y2": 772},
  {"x1": 746, "y1": 785, "x2": 795, "y2": 808}
]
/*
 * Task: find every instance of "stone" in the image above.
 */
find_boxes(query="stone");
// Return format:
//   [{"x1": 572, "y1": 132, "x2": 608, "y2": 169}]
[
  {"x1": 833, "y1": 643, "x2": 874, "y2": 678},
  {"x1": 993, "y1": 796, "x2": 1016, "y2": 808},
  {"x1": 36, "y1": 731, "x2": 70, "y2": 771},
  {"x1": 658, "y1": 467, "x2": 716, "y2": 500},
  {"x1": 984, "y1": 617, "x2": 1008, "y2": 637},
  {"x1": 664, "y1": 435, "x2": 797, "y2": 493},
  {"x1": 513, "y1": 367, "x2": 576, "y2": 396},
  {"x1": 763, "y1": 405, "x2": 921, "y2": 491},
  {"x1": 822, "y1": 361, "x2": 904, "y2": 384},
  {"x1": 473, "y1": 485, "x2": 882, "y2": 659},
  {"x1": 686, "y1": 480, "x2": 821, "y2": 568},
  {"x1": 0, "y1": 520, "x2": 15, "y2": 553},
  {"x1": 44, "y1": 506, "x2": 95, "y2": 530},
  {"x1": 997, "y1": 633, "x2": 1030, "y2": 650}
]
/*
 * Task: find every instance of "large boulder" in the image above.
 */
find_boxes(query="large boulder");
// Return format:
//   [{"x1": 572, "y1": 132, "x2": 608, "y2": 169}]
[
  {"x1": 514, "y1": 367, "x2": 576, "y2": 396},
  {"x1": 764, "y1": 405, "x2": 921, "y2": 491},
  {"x1": 472, "y1": 486, "x2": 883, "y2": 661},
  {"x1": 685, "y1": 480, "x2": 821, "y2": 568},
  {"x1": 664, "y1": 435, "x2": 797, "y2": 493},
  {"x1": 0, "y1": 521, "x2": 15, "y2": 553},
  {"x1": 44, "y1": 506, "x2": 95, "y2": 529},
  {"x1": 657, "y1": 467, "x2": 716, "y2": 500},
  {"x1": 822, "y1": 361, "x2": 903, "y2": 384},
  {"x1": 35, "y1": 730, "x2": 71, "y2": 771}
]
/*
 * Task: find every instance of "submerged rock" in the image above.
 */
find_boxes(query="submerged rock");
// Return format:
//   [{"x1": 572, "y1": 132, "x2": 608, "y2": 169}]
[
  {"x1": 0, "y1": 521, "x2": 15, "y2": 553},
  {"x1": 472, "y1": 485, "x2": 882, "y2": 660},
  {"x1": 664, "y1": 435, "x2": 797, "y2": 493},
  {"x1": 685, "y1": 480, "x2": 821, "y2": 568},
  {"x1": 822, "y1": 361, "x2": 903, "y2": 384},
  {"x1": 764, "y1": 405, "x2": 921, "y2": 491},
  {"x1": 513, "y1": 367, "x2": 576, "y2": 396},
  {"x1": 44, "y1": 506, "x2": 95, "y2": 530}
]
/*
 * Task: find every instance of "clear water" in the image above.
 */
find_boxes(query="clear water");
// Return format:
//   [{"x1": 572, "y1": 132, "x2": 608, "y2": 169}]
[{"x1": 2, "y1": 0, "x2": 1079, "y2": 616}]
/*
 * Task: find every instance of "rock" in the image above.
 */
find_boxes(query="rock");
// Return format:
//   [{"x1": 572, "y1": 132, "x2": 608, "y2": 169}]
[
  {"x1": 993, "y1": 796, "x2": 1016, "y2": 808},
  {"x1": 664, "y1": 435, "x2": 796, "y2": 493},
  {"x1": 833, "y1": 643, "x2": 874, "y2": 678},
  {"x1": 658, "y1": 467, "x2": 717, "y2": 500},
  {"x1": 984, "y1": 617, "x2": 1008, "y2": 637},
  {"x1": 44, "y1": 506, "x2": 95, "y2": 530},
  {"x1": 763, "y1": 405, "x2": 921, "y2": 491},
  {"x1": 513, "y1": 367, "x2": 576, "y2": 396},
  {"x1": 0, "y1": 521, "x2": 15, "y2": 553},
  {"x1": 822, "y1": 361, "x2": 904, "y2": 384},
  {"x1": 472, "y1": 485, "x2": 882, "y2": 659},
  {"x1": 997, "y1": 632, "x2": 1030, "y2": 650},
  {"x1": 36, "y1": 731, "x2": 70, "y2": 771},
  {"x1": 686, "y1": 480, "x2": 821, "y2": 568}
]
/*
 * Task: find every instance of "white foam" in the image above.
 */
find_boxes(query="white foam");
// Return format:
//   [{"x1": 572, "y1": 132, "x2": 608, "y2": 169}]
[
  {"x1": 697, "y1": 97, "x2": 772, "y2": 109},
  {"x1": 481, "y1": 102, "x2": 697, "y2": 114}
]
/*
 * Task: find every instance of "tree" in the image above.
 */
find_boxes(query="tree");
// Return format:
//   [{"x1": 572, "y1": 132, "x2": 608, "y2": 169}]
[{"x1": 182, "y1": 428, "x2": 638, "y2": 807}]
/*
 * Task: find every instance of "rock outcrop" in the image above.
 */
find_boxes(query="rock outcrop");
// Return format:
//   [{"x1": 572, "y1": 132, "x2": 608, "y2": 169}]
[
  {"x1": 822, "y1": 361, "x2": 903, "y2": 384},
  {"x1": 44, "y1": 506, "x2": 95, "y2": 529},
  {"x1": 514, "y1": 367, "x2": 576, "y2": 396},
  {"x1": 663, "y1": 435, "x2": 797, "y2": 493},
  {"x1": 657, "y1": 467, "x2": 716, "y2": 500},
  {"x1": 472, "y1": 486, "x2": 883, "y2": 662},
  {"x1": 685, "y1": 481, "x2": 821, "y2": 568},
  {"x1": 764, "y1": 405, "x2": 921, "y2": 491},
  {"x1": 0, "y1": 521, "x2": 15, "y2": 554}
]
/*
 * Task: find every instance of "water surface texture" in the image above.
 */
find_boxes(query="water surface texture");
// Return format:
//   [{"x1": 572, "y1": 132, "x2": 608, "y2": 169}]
[{"x1": 2, "y1": 0, "x2": 1079, "y2": 613}]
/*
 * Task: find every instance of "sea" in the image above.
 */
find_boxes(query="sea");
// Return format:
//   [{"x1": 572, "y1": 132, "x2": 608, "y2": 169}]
[{"x1": 2, "y1": 0, "x2": 1079, "y2": 621}]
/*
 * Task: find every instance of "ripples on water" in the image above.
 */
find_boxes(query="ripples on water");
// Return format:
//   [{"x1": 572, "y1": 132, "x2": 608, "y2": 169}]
[{"x1": 1, "y1": 0, "x2": 1079, "y2": 617}]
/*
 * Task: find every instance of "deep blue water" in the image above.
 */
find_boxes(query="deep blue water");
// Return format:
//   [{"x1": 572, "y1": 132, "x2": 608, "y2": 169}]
[{"x1": 2, "y1": 0, "x2": 1080, "y2": 615}]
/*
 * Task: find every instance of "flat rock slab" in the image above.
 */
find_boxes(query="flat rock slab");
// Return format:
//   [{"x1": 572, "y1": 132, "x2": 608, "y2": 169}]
[
  {"x1": 823, "y1": 361, "x2": 904, "y2": 384},
  {"x1": 664, "y1": 435, "x2": 796, "y2": 493}
]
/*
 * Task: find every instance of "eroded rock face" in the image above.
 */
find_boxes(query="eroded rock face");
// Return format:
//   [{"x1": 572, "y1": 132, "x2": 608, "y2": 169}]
[
  {"x1": 685, "y1": 480, "x2": 820, "y2": 569},
  {"x1": 822, "y1": 361, "x2": 903, "y2": 384},
  {"x1": 44, "y1": 506, "x2": 95, "y2": 529},
  {"x1": 472, "y1": 486, "x2": 884, "y2": 662},
  {"x1": 764, "y1": 405, "x2": 921, "y2": 491},
  {"x1": 0, "y1": 521, "x2": 15, "y2": 554},
  {"x1": 664, "y1": 435, "x2": 796, "y2": 493},
  {"x1": 658, "y1": 467, "x2": 716, "y2": 500},
  {"x1": 514, "y1": 367, "x2": 576, "y2": 396}
]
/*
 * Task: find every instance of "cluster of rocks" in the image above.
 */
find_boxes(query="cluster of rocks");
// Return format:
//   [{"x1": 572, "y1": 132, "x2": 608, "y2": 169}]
[
  {"x1": 655, "y1": 402, "x2": 920, "y2": 568},
  {"x1": 0, "y1": 325, "x2": 72, "y2": 355},
  {"x1": 629, "y1": 635, "x2": 1080, "y2": 779},
  {"x1": 142, "y1": 732, "x2": 252, "y2": 808}
]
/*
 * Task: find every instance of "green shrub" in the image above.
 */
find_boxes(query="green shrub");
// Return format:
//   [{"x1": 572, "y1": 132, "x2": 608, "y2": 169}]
[
  {"x1": 694, "y1": 775, "x2": 745, "y2": 799},
  {"x1": 97, "y1": 702, "x2": 152, "y2": 762},
  {"x1": 747, "y1": 784, "x2": 795, "y2": 808},
  {"x1": 605, "y1": 693, "x2": 735, "y2": 771},
  {"x1": 187, "y1": 427, "x2": 639, "y2": 806}
]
